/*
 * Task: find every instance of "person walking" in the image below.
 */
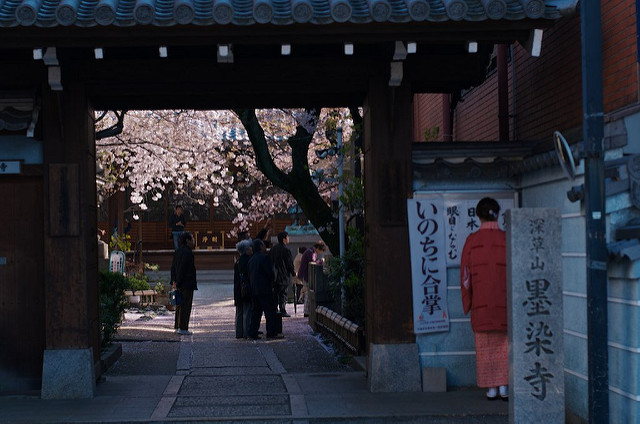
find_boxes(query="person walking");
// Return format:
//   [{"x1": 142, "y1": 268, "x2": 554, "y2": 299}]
[
  {"x1": 169, "y1": 205, "x2": 186, "y2": 250},
  {"x1": 460, "y1": 197, "x2": 508, "y2": 401},
  {"x1": 248, "y1": 239, "x2": 283, "y2": 339},
  {"x1": 233, "y1": 239, "x2": 253, "y2": 339},
  {"x1": 171, "y1": 231, "x2": 198, "y2": 335},
  {"x1": 269, "y1": 231, "x2": 295, "y2": 317},
  {"x1": 297, "y1": 241, "x2": 327, "y2": 317}
]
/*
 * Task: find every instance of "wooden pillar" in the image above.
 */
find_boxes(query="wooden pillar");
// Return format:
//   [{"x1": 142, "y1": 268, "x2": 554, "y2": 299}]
[
  {"x1": 41, "y1": 83, "x2": 100, "y2": 398},
  {"x1": 363, "y1": 77, "x2": 421, "y2": 392}
]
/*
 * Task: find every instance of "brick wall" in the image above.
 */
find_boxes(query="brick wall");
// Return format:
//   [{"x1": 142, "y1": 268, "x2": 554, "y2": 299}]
[
  {"x1": 453, "y1": 70, "x2": 502, "y2": 141},
  {"x1": 413, "y1": 93, "x2": 445, "y2": 141},
  {"x1": 602, "y1": 0, "x2": 639, "y2": 111},
  {"x1": 414, "y1": 3, "x2": 639, "y2": 143},
  {"x1": 513, "y1": 16, "x2": 583, "y2": 140}
]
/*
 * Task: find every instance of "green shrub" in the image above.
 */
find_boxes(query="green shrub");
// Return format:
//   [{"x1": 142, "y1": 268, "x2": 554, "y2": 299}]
[
  {"x1": 327, "y1": 226, "x2": 365, "y2": 326},
  {"x1": 127, "y1": 273, "x2": 151, "y2": 291},
  {"x1": 98, "y1": 271, "x2": 129, "y2": 348}
]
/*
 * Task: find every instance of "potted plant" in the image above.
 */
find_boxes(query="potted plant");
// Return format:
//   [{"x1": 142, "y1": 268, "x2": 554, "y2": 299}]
[
  {"x1": 126, "y1": 273, "x2": 151, "y2": 304},
  {"x1": 154, "y1": 279, "x2": 170, "y2": 307}
]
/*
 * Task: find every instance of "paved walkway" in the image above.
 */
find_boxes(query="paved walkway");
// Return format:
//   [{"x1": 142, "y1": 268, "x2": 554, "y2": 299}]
[{"x1": 0, "y1": 272, "x2": 508, "y2": 423}]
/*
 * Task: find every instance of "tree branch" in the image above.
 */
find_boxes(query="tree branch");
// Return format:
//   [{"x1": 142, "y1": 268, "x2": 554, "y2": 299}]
[
  {"x1": 235, "y1": 108, "x2": 339, "y2": 254},
  {"x1": 233, "y1": 109, "x2": 292, "y2": 192}
]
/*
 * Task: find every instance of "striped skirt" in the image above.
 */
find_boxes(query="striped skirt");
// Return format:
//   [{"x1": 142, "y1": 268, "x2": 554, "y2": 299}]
[{"x1": 474, "y1": 331, "x2": 509, "y2": 388}]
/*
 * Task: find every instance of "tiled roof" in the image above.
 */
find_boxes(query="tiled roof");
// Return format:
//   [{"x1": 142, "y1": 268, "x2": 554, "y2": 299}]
[
  {"x1": 608, "y1": 239, "x2": 640, "y2": 262},
  {"x1": 0, "y1": 0, "x2": 576, "y2": 28}
]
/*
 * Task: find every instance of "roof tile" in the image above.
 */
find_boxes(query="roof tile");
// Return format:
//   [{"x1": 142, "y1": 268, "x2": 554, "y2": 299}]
[{"x1": 0, "y1": 0, "x2": 576, "y2": 27}]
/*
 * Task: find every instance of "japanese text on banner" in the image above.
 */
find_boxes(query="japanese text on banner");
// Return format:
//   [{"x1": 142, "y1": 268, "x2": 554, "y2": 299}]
[{"x1": 407, "y1": 198, "x2": 450, "y2": 334}]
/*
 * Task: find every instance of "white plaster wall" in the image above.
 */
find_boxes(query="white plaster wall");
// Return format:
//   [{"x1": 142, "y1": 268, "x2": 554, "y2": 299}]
[{"x1": 521, "y1": 144, "x2": 640, "y2": 423}]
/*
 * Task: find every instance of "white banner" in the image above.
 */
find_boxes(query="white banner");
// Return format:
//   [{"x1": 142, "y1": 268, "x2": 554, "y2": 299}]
[
  {"x1": 407, "y1": 198, "x2": 450, "y2": 334},
  {"x1": 442, "y1": 197, "x2": 514, "y2": 267}
]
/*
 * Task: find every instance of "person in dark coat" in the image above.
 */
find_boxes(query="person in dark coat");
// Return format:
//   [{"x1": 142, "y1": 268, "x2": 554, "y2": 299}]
[
  {"x1": 254, "y1": 218, "x2": 273, "y2": 248},
  {"x1": 171, "y1": 231, "x2": 198, "y2": 335},
  {"x1": 269, "y1": 231, "x2": 295, "y2": 317},
  {"x1": 247, "y1": 239, "x2": 283, "y2": 339},
  {"x1": 169, "y1": 205, "x2": 186, "y2": 250},
  {"x1": 297, "y1": 241, "x2": 327, "y2": 317},
  {"x1": 233, "y1": 239, "x2": 253, "y2": 339}
]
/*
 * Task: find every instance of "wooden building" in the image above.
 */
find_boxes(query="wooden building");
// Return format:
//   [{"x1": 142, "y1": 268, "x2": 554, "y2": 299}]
[{"x1": 0, "y1": 0, "x2": 576, "y2": 397}]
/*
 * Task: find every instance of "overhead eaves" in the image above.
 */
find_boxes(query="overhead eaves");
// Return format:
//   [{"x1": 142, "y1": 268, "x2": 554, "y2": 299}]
[{"x1": 0, "y1": 0, "x2": 578, "y2": 28}]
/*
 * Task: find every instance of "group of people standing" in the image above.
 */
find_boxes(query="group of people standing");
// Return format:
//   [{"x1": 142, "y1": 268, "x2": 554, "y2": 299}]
[
  {"x1": 169, "y1": 199, "x2": 506, "y2": 400},
  {"x1": 233, "y1": 230, "x2": 326, "y2": 340}
]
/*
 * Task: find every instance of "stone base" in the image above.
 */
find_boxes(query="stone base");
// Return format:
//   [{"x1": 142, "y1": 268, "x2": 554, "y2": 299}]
[
  {"x1": 41, "y1": 348, "x2": 95, "y2": 399},
  {"x1": 421, "y1": 366, "x2": 447, "y2": 392},
  {"x1": 368, "y1": 343, "x2": 421, "y2": 392}
]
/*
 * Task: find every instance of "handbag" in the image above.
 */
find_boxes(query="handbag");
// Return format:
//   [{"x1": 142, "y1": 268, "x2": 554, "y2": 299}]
[{"x1": 170, "y1": 289, "x2": 182, "y2": 306}]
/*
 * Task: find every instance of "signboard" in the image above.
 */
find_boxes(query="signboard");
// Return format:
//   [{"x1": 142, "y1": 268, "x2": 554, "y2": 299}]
[
  {"x1": 109, "y1": 251, "x2": 126, "y2": 274},
  {"x1": 407, "y1": 198, "x2": 449, "y2": 334},
  {"x1": 0, "y1": 160, "x2": 21, "y2": 174},
  {"x1": 193, "y1": 230, "x2": 224, "y2": 249}
]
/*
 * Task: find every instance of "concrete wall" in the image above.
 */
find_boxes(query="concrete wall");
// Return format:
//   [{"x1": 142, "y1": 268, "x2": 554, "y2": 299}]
[{"x1": 511, "y1": 145, "x2": 640, "y2": 422}]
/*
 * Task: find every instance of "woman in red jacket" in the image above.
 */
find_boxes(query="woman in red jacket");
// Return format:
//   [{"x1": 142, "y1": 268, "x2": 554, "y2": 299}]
[{"x1": 460, "y1": 197, "x2": 508, "y2": 401}]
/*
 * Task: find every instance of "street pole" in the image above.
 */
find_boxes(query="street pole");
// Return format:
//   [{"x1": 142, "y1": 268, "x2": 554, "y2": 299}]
[
  {"x1": 337, "y1": 127, "x2": 346, "y2": 311},
  {"x1": 580, "y1": 1, "x2": 609, "y2": 422}
]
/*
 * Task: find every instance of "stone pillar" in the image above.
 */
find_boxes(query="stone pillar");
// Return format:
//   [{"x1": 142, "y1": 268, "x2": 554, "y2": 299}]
[
  {"x1": 363, "y1": 77, "x2": 421, "y2": 392},
  {"x1": 506, "y1": 208, "x2": 564, "y2": 423},
  {"x1": 41, "y1": 84, "x2": 100, "y2": 398}
]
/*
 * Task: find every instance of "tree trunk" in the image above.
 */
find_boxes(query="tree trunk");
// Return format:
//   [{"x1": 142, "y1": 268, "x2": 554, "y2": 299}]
[{"x1": 233, "y1": 108, "x2": 339, "y2": 254}]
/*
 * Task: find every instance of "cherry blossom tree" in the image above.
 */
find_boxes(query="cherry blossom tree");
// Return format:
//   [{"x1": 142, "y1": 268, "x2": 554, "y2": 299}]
[{"x1": 96, "y1": 107, "x2": 358, "y2": 254}]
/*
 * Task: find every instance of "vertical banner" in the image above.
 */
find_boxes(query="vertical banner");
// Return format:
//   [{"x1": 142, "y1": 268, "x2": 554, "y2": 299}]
[
  {"x1": 443, "y1": 197, "x2": 514, "y2": 267},
  {"x1": 407, "y1": 197, "x2": 450, "y2": 334}
]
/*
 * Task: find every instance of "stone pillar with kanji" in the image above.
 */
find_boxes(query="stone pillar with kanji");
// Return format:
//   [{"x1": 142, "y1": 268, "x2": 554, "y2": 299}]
[{"x1": 506, "y1": 208, "x2": 564, "y2": 423}]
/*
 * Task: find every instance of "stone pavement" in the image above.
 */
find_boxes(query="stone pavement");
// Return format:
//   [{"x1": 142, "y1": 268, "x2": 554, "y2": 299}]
[{"x1": 0, "y1": 271, "x2": 508, "y2": 423}]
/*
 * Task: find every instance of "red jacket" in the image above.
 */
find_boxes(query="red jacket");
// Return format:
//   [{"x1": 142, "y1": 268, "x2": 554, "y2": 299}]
[{"x1": 460, "y1": 223, "x2": 507, "y2": 332}]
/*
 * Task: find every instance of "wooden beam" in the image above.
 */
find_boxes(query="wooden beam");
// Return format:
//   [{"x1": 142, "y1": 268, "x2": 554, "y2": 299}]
[{"x1": 0, "y1": 21, "x2": 554, "y2": 49}]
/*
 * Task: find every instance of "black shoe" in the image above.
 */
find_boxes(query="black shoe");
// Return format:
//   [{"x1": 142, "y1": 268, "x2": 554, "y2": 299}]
[
  {"x1": 304, "y1": 313, "x2": 309, "y2": 317},
  {"x1": 281, "y1": 313, "x2": 291, "y2": 317},
  {"x1": 266, "y1": 333, "x2": 284, "y2": 339},
  {"x1": 248, "y1": 335, "x2": 261, "y2": 340}
]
